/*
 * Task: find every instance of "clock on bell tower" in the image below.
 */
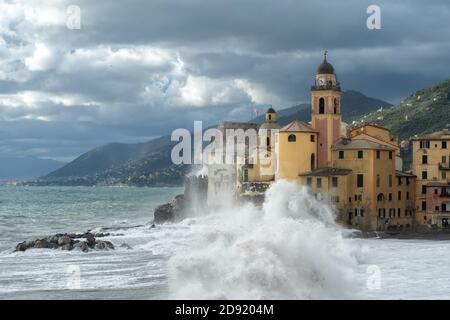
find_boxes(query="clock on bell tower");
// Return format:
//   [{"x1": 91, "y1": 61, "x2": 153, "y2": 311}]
[{"x1": 311, "y1": 51, "x2": 343, "y2": 168}]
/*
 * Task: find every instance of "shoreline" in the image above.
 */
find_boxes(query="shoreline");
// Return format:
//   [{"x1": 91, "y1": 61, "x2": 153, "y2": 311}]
[{"x1": 357, "y1": 230, "x2": 450, "y2": 241}]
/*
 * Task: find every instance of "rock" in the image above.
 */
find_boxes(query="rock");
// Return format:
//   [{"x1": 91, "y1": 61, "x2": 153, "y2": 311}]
[
  {"x1": 95, "y1": 240, "x2": 114, "y2": 250},
  {"x1": 47, "y1": 242, "x2": 58, "y2": 249},
  {"x1": 93, "y1": 232, "x2": 110, "y2": 238},
  {"x1": 119, "y1": 243, "x2": 132, "y2": 250},
  {"x1": 15, "y1": 241, "x2": 29, "y2": 252},
  {"x1": 48, "y1": 234, "x2": 62, "y2": 244},
  {"x1": 58, "y1": 235, "x2": 72, "y2": 246},
  {"x1": 86, "y1": 235, "x2": 96, "y2": 248},
  {"x1": 61, "y1": 244, "x2": 73, "y2": 251},
  {"x1": 34, "y1": 239, "x2": 50, "y2": 248},
  {"x1": 153, "y1": 194, "x2": 188, "y2": 224},
  {"x1": 73, "y1": 241, "x2": 89, "y2": 252},
  {"x1": 81, "y1": 232, "x2": 95, "y2": 239},
  {"x1": 13, "y1": 229, "x2": 116, "y2": 252},
  {"x1": 150, "y1": 224, "x2": 156, "y2": 229}
]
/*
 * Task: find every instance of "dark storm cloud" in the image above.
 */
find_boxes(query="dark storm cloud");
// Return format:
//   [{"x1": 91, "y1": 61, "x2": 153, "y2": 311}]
[{"x1": 1, "y1": 0, "x2": 450, "y2": 160}]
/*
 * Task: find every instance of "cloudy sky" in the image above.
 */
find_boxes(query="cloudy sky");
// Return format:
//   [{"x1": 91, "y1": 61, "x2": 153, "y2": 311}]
[{"x1": 1, "y1": 0, "x2": 450, "y2": 161}]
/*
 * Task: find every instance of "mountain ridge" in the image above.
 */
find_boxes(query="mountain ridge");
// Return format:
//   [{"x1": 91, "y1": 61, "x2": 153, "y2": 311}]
[{"x1": 32, "y1": 89, "x2": 404, "y2": 186}]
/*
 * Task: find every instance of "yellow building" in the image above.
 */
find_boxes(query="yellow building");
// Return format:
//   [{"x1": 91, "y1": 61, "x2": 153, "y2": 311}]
[
  {"x1": 411, "y1": 129, "x2": 450, "y2": 228},
  {"x1": 276, "y1": 121, "x2": 318, "y2": 181}
]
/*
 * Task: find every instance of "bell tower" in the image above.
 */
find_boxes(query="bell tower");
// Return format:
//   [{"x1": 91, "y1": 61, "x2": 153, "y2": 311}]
[{"x1": 311, "y1": 51, "x2": 342, "y2": 167}]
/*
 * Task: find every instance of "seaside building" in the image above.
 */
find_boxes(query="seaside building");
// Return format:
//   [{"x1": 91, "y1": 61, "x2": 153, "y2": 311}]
[
  {"x1": 411, "y1": 130, "x2": 450, "y2": 228},
  {"x1": 208, "y1": 52, "x2": 450, "y2": 231}
]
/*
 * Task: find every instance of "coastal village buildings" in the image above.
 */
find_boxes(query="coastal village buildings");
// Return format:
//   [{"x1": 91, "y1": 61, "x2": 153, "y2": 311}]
[
  {"x1": 207, "y1": 53, "x2": 447, "y2": 232},
  {"x1": 411, "y1": 130, "x2": 450, "y2": 228}
]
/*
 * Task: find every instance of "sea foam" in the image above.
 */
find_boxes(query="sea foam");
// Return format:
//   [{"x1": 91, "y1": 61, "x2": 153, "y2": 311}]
[{"x1": 168, "y1": 180, "x2": 362, "y2": 299}]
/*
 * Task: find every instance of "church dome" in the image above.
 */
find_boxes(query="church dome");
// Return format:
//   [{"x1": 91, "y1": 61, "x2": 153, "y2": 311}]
[
  {"x1": 317, "y1": 51, "x2": 334, "y2": 74},
  {"x1": 267, "y1": 107, "x2": 276, "y2": 113}
]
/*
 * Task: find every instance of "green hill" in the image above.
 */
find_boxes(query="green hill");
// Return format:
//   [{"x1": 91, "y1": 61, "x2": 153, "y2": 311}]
[{"x1": 355, "y1": 79, "x2": 450, "y2": 140}]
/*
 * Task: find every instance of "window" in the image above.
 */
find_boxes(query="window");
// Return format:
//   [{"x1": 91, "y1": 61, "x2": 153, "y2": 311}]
[
  {"x1": 317, "y1": 178, "x2": 322, "y2": 188},
  {"x1": 406, "y1": 178, "x2": 410, "y2": 185},
  {"x1": 332, "y1": 177, "x2": 338, "y2": 188},
  {"x1": 443, "y1": 156, "x2": 447, "y2": 163},
  {"x1": 388, "y1": 193, "x2": 392, "y2": 201},
  {"x1": 360, "y1": 209, "x2": 364, "y2": 217},
  {"x1": 311, "y1": 153, "x2": 315, "y2": 170},
  {"x1": 243, "y1": 169, "x2": 248, "y2": 182},
  {"x1": 331, "y1": 196, "x2": 340, "y2": 203},
  {"x1": 389, "y1": 175, "x2": 393, "y2": 187},
  {"x1": 398, "y1": 208, "x2": 401, "y2": 217},
  {"x1": 357, "y1": 174, "x2": 364, "y2": 188},
  {"x1": 334, "y1": 98, "x2": 338, "y2": 114},
  {"x1": 357, "y1": 150, "x2": 363, "y2": 159},
  {"x1": 266, "y1": 137, "x2": 270, "y2": 147},
  {"x1": 422, "y1": 155, "x2": 428, "y2": 164},
  {"x1": 306, "y1": 177, "x2": 312, "y2": 186},
  {"x1": 434, "y1": 188, "x2": 438, "y2": 194},
  {"x1": 398, "y1": 177, "x2": 402, "y2": 186},
  {"x1": 389, "y1": 151, "x2": 393, "y2": 159},
  {"x1": 376, "y1": 150, "x2": 380, "y2": 159},
  {"x1": 443, "y1": 203, "x2": 447, "y2": 212},
  {"x1": 288, "y1": 134, "x2": 296, "y2": 142},
  {"x1": 398, "y1": 191, "x2": 401, "y2": 200},
  {"x1": 406, "y1": 192, "x2": 409, "y2": 200},
  {"x1": 422, "y1": 185, "x2": 427, "y2": 194},
  {"x1": 443, "y1": 172, "x2": 447, "y2": 179},
  {"x1": 443, "y1": 141, "x2": 447, "y2": 149},
  {"x1": 422, "y1": 201, "x2": 427, "y2": 211},
  {"x1": 422, "y1": 171, "x2": 428, "y2": 179},
  {"x1": 268, "y1": 114, "x2": 272, "y2": 120},
  {"x1": 376, "y1": 174, "x2": 380, "y2": 187},
  {"x1": 420, "y1": 141, "x2": 430, "y2": 149},
  {"x1": 339, "y1": 151, "x2": 344, "y2": 159},
  {"x1": 319, "y1": 98, "x2": 325, "y2": 114},
  {"x1": 310, "y1": 135, "x2": 315, "y2": 142}
]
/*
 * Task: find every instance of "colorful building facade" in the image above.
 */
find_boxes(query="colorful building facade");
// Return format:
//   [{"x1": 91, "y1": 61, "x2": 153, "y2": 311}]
[{"x1": 209, "y1": 53, "x2": 450, "y2": 232}]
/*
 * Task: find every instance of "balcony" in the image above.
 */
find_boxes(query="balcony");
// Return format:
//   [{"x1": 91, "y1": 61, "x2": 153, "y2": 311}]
[
  {"x1": 439, "y1": 163, "x2": 450, "y2": 171},
  {"x1": 311, "y1": 84, "x2": 341, "y2": 91},
  {"x1": 441, "y1": 191, "x2": 450, "y2": 197}
]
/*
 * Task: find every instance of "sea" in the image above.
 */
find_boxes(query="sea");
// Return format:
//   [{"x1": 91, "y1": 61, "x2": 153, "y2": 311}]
[{"x1": 1, "y1": 183, "x2": 450, "y2": 300}]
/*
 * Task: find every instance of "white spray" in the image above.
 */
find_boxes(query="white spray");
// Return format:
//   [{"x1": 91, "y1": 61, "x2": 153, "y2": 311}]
[{"x1": 168, "y1": 180, "x2": 362, "y2": 299}]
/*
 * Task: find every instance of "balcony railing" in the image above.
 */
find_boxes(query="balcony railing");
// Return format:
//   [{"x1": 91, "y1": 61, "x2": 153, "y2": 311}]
[
  {"x1": 311, "y1": 84, "x2": 341, "y2": 91},
  {"x1": 439, "y1": 163, "x2": 450, "y2": 170}
]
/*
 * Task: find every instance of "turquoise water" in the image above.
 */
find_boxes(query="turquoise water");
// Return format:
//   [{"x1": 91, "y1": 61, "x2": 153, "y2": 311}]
[{"x1": 0, "y1": 186, "x2": 184, "y2": 299}]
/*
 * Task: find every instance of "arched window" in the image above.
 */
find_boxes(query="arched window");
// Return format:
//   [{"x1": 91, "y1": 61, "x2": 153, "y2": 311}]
[
  {"x1": 319, "y1": 98, "x2": 325, "y2": 114},
  {"x1": 334, "y1": 98, "x2": 338, "y2": 114},
  {"x1": 266, "y1": 137, "x2": 270, "y2": 147},
  {"x1": 288, "y1": 134, "x2": 296, "y2": 142},
  {"x1": 268, "y1": 114, "x2": 272, "y2": 120},
  {"x1": 311, "y1": 153, "x2": 315, "y2": 170},
  {"x1": 377, "y1": 193, "x2": 385, "y2": 202}
]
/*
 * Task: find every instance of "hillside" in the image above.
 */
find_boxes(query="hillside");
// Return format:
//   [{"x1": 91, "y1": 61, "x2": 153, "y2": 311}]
[
  {"x1": 36, "y1": 90, "x2": 392, "y2": 187},
  {"x1": 355, "y1": 79, "x2": 450, "y2": 140},
  {"x1": 256, "y1": 90, "x2": 392, "y2": 127}
]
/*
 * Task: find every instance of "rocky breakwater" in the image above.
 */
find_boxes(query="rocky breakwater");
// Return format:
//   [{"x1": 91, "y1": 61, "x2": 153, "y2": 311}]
[
  {"x1": 153, "y1": 174, "x2": 208, "y2": 224},
  {"x1": 15, "y1": 231, "x2": 114, "y2": 253}
]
